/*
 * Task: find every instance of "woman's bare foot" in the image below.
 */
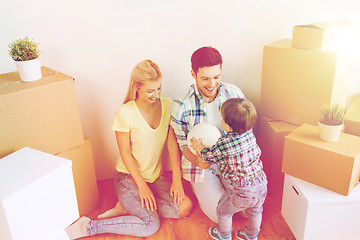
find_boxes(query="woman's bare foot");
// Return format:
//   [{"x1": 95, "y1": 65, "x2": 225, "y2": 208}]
[
  {"x1": 97, "y1": 201, "x2": 127, "y2": 219},
  {"x1": 65, "y1": 216, "x2": 90, "y2": 239}
]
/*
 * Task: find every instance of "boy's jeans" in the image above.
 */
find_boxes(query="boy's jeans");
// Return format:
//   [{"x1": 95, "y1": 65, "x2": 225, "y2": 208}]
[
  {"x1": 217, "y1": 173, "x2": 268, "y2": 237},
  {"x1": 86, "y1": 171, "x2": 180, "y2": 237}
]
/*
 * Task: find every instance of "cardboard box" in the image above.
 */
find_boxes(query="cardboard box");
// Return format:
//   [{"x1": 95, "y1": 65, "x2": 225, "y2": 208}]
[
  {"x1": 282, "y1": 123, "x2": 360, "y2": 196},
  {"x1": 292, "y1": 20, "x2": 356, "y2": 51},
  {"x1": 0, "y1": 147, "x2": 79, "y2": 240},
  {"x1": 260, "y1": 39, "x2": 351, "y2": 126},
  {"x1": 281, "y1": 174, "x2": 360, "y2": 240},
  {"x1": 257, "y1": 116, "x2": 298, "y2": 195},
  {"x1": 57, "y1": 139, "x2": 99, "y2": 215},
  {"x1": 0, "y1": 67, "x2": 84, "y2": 158},
  {"x1": 344, "y1": 95, "x2": 360, "y2": 137}
]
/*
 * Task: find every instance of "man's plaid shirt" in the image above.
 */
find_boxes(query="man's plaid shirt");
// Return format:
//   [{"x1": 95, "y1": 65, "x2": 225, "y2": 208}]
[
  {"x1": 200, "y1": 131, "x2": 264, "y2": 185},
  {"x1": 170, "y1": 82, "x2": 245, "y2": 182}
]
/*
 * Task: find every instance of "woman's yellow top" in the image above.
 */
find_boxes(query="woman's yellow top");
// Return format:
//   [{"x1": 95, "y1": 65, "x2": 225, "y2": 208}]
[{"x1": 111, "y1": 97, "x2": 172, "y2": 183}]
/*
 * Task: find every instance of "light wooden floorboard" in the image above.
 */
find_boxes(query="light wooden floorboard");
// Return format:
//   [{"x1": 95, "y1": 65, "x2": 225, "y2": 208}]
[{"x1": 80, "y1": 174, "x2": 295, "y2": 240}]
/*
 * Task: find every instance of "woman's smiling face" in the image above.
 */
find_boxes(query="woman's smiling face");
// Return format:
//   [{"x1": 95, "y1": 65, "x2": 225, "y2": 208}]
[{"x1": 136, "y1": 78, "x2": 162, "y2": 104}]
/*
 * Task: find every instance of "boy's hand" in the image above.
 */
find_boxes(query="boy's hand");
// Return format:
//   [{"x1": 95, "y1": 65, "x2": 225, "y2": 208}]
[{"x1": 190, "y1": 137, "x2": 205, "y2": 154}]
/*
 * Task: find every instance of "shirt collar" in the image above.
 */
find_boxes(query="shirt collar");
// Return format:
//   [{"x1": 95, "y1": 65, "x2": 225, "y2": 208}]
[{"x1": 192, "y1": 83, "x2": 225, "y2": 104}]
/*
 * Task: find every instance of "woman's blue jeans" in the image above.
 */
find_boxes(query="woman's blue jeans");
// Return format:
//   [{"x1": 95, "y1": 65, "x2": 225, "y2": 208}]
[{"x1": 86, "y1": 171, "x2": 180, "y2": 237}]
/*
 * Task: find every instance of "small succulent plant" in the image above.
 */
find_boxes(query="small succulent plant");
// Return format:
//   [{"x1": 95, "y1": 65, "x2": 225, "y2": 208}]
[
  {"x1": 8, "y1": 36, "x2": 41, "y2": 61},
  {"x1": 319, "y1": 103, "x2": 345, "y2": 126}
]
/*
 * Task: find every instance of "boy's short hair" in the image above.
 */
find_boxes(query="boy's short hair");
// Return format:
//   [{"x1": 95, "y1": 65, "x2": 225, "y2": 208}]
[
  {"x1": 221, "y1": 98, "x2": 257, "y2": 134},
  {"x1": 191, "y1": 46, "x2": 223, "y2": 74}
]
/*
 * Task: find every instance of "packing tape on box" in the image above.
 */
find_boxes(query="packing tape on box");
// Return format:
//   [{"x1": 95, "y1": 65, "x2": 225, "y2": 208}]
[
  {"x1": 296, "y1": 127, "x2": 360, "y2": 150},
  {"x1": 0, "y1": 72, "x2": 56, "y2": 87}
]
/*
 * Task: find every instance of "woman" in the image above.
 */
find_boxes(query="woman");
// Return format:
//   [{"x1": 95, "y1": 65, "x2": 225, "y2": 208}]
[{"x1": 66, "y1": 60, "x2": 193, "y2": 239}]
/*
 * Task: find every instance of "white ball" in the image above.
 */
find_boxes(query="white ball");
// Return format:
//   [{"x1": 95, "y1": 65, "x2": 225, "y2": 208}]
[{"x1": 187, "y1": 123, "x2": 221, "y2": 154}]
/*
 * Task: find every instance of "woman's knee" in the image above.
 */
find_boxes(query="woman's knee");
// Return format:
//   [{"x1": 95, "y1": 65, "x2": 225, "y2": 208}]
[
  {"x1": 141, "y1": 213, "x2": 160, "y2": 237},
  {"x1": 178, "y1": 195, "x2": 193, "y2": 218}
]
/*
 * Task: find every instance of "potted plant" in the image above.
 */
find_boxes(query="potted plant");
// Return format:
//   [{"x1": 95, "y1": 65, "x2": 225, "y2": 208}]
[
  {"x1": 8, "y1": 36, "x2": 42, "y2": 82},
  {"x1": 318, "y1": 103, "x2": 345, "y2": 142}
]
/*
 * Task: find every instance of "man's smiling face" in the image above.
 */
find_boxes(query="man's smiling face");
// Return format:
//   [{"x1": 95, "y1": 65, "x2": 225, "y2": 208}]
[{"x1": 192, "y1": 64, "x2": 222, "y2": 103}]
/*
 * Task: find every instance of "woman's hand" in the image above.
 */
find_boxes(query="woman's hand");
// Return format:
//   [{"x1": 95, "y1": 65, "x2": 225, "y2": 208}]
[
  {"x1": 170, "y1": 180, "x2": 185, "y2": 206},
  {"x1": 138, "y1": 183, "x2": 157, "y2": 211}
]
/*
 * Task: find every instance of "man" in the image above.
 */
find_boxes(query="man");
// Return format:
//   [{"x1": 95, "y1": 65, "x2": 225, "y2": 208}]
[{"x1": 170, "y1": 46, "x2": 245, "y2": 223}]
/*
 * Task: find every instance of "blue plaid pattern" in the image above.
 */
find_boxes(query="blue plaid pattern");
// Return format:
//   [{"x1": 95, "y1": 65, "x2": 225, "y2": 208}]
[
  {"x1": 200, "y1": 131, "x2": 263, "y2": 184},
  {"x1": 170, "y1": 82, "x2": 245, "y2": 182}
]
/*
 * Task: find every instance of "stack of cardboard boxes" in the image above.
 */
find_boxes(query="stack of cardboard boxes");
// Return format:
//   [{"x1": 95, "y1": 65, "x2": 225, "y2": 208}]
[
  {"x1": 258, "y1": 20, "x2": 360, "y2": 239},
  {"x1": 0, "y1": 67, "x2": 99, "y2": 216}
]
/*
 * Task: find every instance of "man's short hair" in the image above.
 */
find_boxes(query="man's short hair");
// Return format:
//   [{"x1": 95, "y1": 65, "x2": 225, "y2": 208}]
[{"x1": 191, "y1": 46, "x2": 223, "y2": 74}]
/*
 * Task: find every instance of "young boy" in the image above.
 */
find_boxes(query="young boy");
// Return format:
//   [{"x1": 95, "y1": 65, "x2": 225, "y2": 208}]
[{"x1": 190, "y1": 98, "x2": 268, "y2": 240}]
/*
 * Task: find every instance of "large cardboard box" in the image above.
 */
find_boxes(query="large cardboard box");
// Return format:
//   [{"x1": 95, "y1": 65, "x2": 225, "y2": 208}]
[
  {"x1": 0, "y1": 67, "x2": 84, "y2": 158},
  {"x1": 260, "y1": 39, "x2": 351, "y2": 126},
  {"x1": 281, "y1": 174, "x2": 360, "y2": 240},
  {"x1": 292, "y1": 20, "x2": 356, "y2": 51},
  {"x1": 0, "y1": 147, "x2": 79, "y2": 240},
  {"x1": 282, "y1": 123, "x2": 360, "y2": 196},
  {"x1": 57, "y1": 139, "x2": 99, "y2": 215},
  {"x1": 344, "y1": 95, "x2": 360, "y2": 137},
  {"x1": 257, "y1": 116, "x2": 298, "y2": 195}
]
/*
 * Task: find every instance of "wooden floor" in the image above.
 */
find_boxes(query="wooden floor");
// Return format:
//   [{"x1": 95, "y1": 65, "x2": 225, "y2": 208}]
[{"x1": 80, "y1": 174, "x2": 295, "y2": 240}]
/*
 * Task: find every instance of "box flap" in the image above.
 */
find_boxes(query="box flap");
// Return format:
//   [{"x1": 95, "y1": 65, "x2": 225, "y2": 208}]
[
  {"x1": 0, "y1": 147, "x2": 71, "y2": 200},
  {"x1": 0, "y1": 67, "x2": 74, "y2": 94}
]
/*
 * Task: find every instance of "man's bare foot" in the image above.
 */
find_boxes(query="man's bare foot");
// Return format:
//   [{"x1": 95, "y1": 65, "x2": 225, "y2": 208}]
[
  {"x1": 97, "y1": 201, "x2": 127, "y2": 219},
  {"x1": 65, "y1": 216, "x2": 90, "y2": 239}
]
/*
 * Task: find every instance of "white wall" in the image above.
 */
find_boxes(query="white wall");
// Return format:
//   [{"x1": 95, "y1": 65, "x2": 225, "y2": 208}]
[{"x1": 1, "y1": 0, "x2": 360, "y2": 179}]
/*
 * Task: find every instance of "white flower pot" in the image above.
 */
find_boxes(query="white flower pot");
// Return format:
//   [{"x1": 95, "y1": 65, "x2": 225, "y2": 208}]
[
  {"x1": 318, "y1": 121, "x2": 344, "y2": 142},
  {"x1": 15, "y1": 58, "x2": 42, "y2": 82}
]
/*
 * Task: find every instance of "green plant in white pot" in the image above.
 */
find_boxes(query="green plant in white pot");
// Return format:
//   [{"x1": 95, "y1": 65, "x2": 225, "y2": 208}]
[
  {"x1": 8, "y1": 36, "x2": 42, "y2": 82},
  {"x1": 318, "y1": 103, "x2": 345, "y2": 142}
]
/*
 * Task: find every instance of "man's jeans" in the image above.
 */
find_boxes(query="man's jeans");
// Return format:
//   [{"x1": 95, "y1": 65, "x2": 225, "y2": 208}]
[
  {"x1": 86, "y1": 171, "x2": 180, "y2": 237},
  {"x1": 191, "y1": 164, "x2": 225, "y2": 223}
]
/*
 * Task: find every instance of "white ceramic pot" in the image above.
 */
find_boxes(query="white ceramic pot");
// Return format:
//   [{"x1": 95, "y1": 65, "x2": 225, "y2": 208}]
[
  {"x1": 318, "y1": 121, "x2": 344, "y2": 142},
  {"x1": 15, "y1": 58, "x2": 42, "y2": 82}
]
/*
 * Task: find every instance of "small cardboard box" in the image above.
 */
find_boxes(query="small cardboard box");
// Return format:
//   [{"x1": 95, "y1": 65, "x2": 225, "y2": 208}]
[
  {"x1": 0, "y1": 147, "x2": 79, "y2": 240},
  {"x1": 57, "y1": 139, "x2": 99, "y2": 215},
  {"x1": 257, "y1": 116, "x2": 298, "y2": 195},
  {"x1": 260, "y1": 39, "x2": 351, "y2": 126},
  {"x1": 0, "y1": 67, "x2": 84, "y2": 158},
  {"x1": 282, "y1": 123, "x2": 360, "y2": 196},
  {"x1": 281, "y1": 174, "x2": 360, "y2": 240},
  {"x1": 344, "y1": 95, "x2": 360, "y2": 137},
  {"x1": 292, "y1": 20, "x2": 355, "y2": 51}
]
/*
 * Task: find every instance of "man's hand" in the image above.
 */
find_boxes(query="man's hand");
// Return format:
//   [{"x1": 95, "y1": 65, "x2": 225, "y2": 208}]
[
  {"x1": 190, "y1": 137, "x2": 205, "y2": 154},
  {"x1": 170, "y1": 180, "x2": 185, "y2": 206},
  {"x1": 196, "y1": 155, "x2": 212, "y2": 169}
]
